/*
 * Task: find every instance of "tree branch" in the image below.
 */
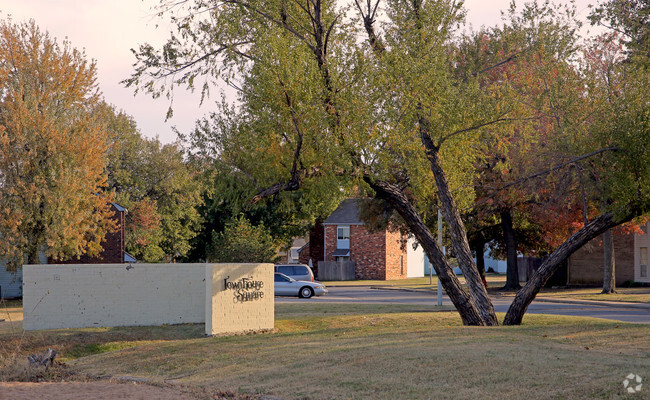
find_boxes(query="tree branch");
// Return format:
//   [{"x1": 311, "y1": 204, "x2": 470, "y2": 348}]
[{"x1": 469, "y1": 146, "x2": 620, "y2": 211}]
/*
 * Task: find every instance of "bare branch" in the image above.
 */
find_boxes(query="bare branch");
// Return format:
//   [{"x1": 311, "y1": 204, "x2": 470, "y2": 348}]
[
  {"x1": 221, "y1": 0, "x2": 316, "y2": 54},
  {"x1": 439, "y1": 114, "x2": 541, "y2": 144},
  {"x1": 473, "y1": 52, "x2": 521, "y2": 77}
]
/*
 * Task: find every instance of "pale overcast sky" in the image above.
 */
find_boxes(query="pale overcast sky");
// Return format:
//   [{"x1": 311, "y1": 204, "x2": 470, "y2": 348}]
[{"x1": 0, "y1": 0, "x2": 599, "y2": 144}]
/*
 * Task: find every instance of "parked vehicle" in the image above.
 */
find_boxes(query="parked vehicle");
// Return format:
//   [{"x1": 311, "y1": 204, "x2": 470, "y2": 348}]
[
  {"x1": 274, "y1": 273, "x2": 327, "y2": 299},
  {"x1": 274, "y1": 264, "x2": 314, "y2": 282}
]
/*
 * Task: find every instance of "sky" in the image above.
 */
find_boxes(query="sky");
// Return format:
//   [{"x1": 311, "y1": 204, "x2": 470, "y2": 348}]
[{"x1": 0, "y1": 0, "x2": 599, "y2": 144}]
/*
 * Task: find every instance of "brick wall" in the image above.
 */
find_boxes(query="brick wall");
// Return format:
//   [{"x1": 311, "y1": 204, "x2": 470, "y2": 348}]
[
  {"x1": 325, "y1": 225, "x2": 386, "y2": 279},
  {"x1": 568, "y1": 232, "x2": 635, "y2": 285},
  {"x1": 385, "y1": 229, "x2": 407, "y2": 280},
  {"x1": 298, "y1": 243, "x2": 310, "y2": 265},
  {"x1": 325, "y1": 225, "x2": 337, "y2": 263},
  {"x1": 23, "y1": 263, "x2": 206, "y2": 330},
  {"x1": 635, "y1": 223, "x2": 650, "y2": 283},
  {"x1": 350, "y1": 225, "x2": 387, "y2": 279}
]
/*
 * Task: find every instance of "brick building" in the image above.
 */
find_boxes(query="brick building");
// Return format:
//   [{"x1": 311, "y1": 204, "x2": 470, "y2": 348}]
[
  {"x1": 305, "y1": 199, "x2": 424, "y2": 280},
  {"x1": 567, "y1": 221, "x2": 650, "y2": 286},
  {"x1": 51, "y1": 202, "x2": 135, "y2": 264}
]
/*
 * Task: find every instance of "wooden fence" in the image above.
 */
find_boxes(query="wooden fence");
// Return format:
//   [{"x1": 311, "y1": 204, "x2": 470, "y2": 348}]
[{"x1": 318, "y1": 261, "x2": 356, "y2": 281}]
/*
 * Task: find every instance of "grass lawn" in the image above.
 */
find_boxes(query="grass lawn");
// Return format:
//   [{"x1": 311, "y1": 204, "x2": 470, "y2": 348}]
[
  {"x1": 2, "y1": 300, "x2": 649, "y2": 399},
  {"x1": 535, "y1": 288, "x2": 650, "y2": 303}
]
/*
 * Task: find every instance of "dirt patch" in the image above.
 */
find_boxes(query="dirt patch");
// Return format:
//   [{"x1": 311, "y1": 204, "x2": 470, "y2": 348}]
[{"x1": 0, "y1": 381, "x2": 199, "y2": 400}]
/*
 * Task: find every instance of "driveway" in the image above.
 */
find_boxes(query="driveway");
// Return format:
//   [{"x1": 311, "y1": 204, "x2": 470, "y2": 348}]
[{"x1": 275, "y1": 286, "x2": 650, "y2": 324}]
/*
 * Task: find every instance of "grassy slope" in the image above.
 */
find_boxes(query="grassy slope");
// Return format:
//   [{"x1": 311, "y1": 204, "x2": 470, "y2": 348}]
[
  {"x1": 68, "y1": 304, "x2": 650, "y2": 400},
  {"x1": 2, "y1": 302, "x2": 649, "y2": 399}
]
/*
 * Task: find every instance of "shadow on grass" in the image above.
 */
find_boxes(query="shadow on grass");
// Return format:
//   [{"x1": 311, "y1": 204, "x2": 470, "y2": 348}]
[{"x1": 1, "y1": 322, "x2": 205, "y2": 365}]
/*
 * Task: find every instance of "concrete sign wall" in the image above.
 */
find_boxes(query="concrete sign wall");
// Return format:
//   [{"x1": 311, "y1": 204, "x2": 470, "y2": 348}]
[
  {"x1": 23, "y1": 263, "x2": 275, "y2": 336},
  {"x1": 206, "y1": 263, "x2": 274, "y2": 335}
]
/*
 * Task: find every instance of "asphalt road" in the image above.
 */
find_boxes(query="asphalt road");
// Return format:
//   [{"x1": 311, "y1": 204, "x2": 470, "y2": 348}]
[{"x1": 275, "y1": 286, "x2": 650, "y2": 324}]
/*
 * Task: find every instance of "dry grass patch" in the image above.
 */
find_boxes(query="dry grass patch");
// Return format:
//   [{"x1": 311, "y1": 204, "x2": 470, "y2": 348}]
[
  {"x1": 0, "y1": 298, "x2": 203, "y2": 381},
  {"x1": 64, "y1": 304, "x2": 650, "y2": 400}
]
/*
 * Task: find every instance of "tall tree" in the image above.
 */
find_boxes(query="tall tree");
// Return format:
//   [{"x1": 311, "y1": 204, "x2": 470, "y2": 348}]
[
  {"x1": 127, "y1": 0, "x2": 649, "y2": 325},
  {"x1": 104, "y1": 106, "x2": 203, "y2": 262},
  {"x1": 0, "y1": 20, "x2": 114, "y2": 268},
  {"x1": 505, "y1": 2, "x2": 650, "y2": 323}
]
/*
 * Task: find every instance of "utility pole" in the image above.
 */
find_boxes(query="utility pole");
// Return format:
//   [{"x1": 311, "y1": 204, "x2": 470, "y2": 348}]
[{"x1": 437, "y1": 209, "x2": 443, "y2": 306}]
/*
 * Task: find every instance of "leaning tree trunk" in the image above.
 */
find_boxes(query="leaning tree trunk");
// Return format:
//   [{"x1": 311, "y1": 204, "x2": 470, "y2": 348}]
[
  {"x1": 501, "y1": 209, "x2": 521, "y2": 290},
  {"x1": 419, "y1": 130, "x2": 498, "y2": 326},
  {"x1": 367, "y1": 179, "x2": 492, "y2": 325},
  {"x1": 602, "y1": 228, "x2": 616, "y2": 294},
  {"x1": 503, "y1": 211, "x2": 633, "y2": 325}
]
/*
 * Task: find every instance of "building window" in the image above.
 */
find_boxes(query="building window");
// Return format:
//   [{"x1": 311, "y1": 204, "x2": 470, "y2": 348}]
[
  {"x1": 400, "y1": 255, "x2": 404, "y2": 275},
  {"x1": 641, "y1": 247, "x2": 648, "y2": 278},
  {"x1": 337, "y1": 226, "x2": 350, "y2": 250},
  {"x1": 336, "y1": 256, "x2": 350, "y2": 263}
]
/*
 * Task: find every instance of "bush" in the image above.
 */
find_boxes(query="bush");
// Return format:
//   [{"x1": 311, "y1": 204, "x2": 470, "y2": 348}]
[{"x1": 208, "y1": 215, "x2": 279, "y2": 263}]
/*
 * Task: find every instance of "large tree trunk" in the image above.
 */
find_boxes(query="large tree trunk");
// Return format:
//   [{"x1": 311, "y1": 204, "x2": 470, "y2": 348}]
[
  {"x1": 473, "y1": 240, "x2": 487, "y2": 288},
  {"x1": 419, "y1": 130, "x2": 498, "y2": 326},
  {"x1": 501, "y1": 209, "x2": 521, "y2": 290},
  {"x1": 366, "y1": 179, "x2": 489, "y2": 325},
  {"x1": 601, "y1": 228, "x2": 616, "y2": 294},
  {"x1": 503, "y1": 211, "x2": 633, "y2": 325}
]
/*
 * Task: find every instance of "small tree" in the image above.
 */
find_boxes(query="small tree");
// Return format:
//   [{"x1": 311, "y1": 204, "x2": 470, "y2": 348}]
[{"x1": 209, "y1": 216, "x2": 279, "y2": 263}]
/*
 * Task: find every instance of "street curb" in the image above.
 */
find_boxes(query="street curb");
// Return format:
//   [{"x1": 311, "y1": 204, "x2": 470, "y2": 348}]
[
  {"x1": 533, "y1": 297, "x2": 650, "y2": 310},
  {"x1": 369, "y1": 286, "x2": 435, "y2": 293}
]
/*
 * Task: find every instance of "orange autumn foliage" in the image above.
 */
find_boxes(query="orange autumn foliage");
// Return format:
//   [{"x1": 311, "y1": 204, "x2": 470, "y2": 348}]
[{"x1": 0, "y1": 20, "x2": 114, "y2": 268}]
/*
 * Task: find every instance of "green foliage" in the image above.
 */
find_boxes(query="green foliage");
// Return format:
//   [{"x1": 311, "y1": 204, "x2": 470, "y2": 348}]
[
  {"x1": 208, "y1": 215, "x2": 279, "y2": 263},
  {"x1": 104, "y1": 106, "x2": 203, "y2": 262},
  {"x1": 127, "y1": 0, "x2": 650, "y2": 324},
  {"x1": 589, "y1": 0, "x2": 649, "y2": 66},
  {"x1": 184, "y1": 167, "x2": 325, "y2": 262}
]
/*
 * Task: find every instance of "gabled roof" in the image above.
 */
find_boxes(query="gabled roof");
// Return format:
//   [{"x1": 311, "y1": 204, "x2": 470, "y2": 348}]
[
  {"x1": 111, "y1": 202, "x2": 126, "y2": 212},
  {"x1": 323, "y1": 199, "x2": 365, "y2": 225},
  {"x1": 124, "y1": 252, "x2": 137, "y2": 263}
]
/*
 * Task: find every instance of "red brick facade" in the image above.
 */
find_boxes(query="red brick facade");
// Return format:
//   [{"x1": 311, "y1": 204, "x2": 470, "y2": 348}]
[
  {"x1": 385, "y1": 229, "x2": 407, "y2": 280},
  {"x1": 324, "y1": 224, "x2": 407, "y2": 280}
]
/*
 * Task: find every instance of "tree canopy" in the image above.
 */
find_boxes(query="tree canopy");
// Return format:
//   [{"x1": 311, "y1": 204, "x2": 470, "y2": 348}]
[
  {"x1": 0, "y1": 20, "x2": 114, "y2": 268},
  {"x1": 104, "y1": 106, "x2": 204, "y2": 262},
  {"x1": 127, "y1": 0, "x2": 649, "y2": 325}
]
